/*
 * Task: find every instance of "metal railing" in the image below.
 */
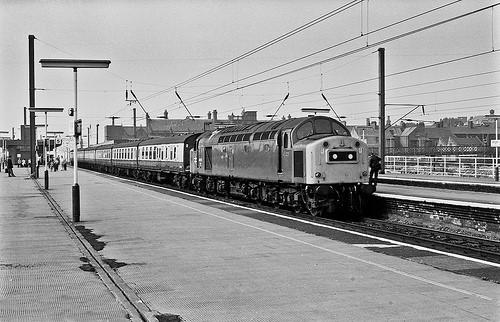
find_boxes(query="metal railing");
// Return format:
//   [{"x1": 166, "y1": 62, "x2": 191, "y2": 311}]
[
  {"x1": 385, "y1": 146, "x2": 495, "y2": 156},
  {"x1": 385, "y1": 155, "x2": 498, "y2": 179}
]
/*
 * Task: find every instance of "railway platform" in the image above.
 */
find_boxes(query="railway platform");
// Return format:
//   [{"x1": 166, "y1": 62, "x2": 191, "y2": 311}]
[
  {"x1": 379, "y1": 173, "x2": 500, "y2": 194},
  {"x1": 1, "y1": 168, "x2": 500, "y2": 321},
  {"x1": 0, "y1": 170, "x2": 135, "y2": 321}
]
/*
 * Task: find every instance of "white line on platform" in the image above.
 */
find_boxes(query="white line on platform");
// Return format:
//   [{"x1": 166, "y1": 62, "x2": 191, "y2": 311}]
[
  {"x1": 353, "y1": 244, "x2": 401, "y2": 248},
  {"x1": 380, "y1": 175, "x2": 500, "y2": 188},
  {"x1": 100, "y1": 174, "x2": 498, "y2": 302},
  {"x1": 374, "y1": 192, "x2": 500, "y2": 210}
]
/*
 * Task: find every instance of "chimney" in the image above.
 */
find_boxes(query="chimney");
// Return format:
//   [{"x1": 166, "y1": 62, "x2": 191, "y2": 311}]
[
  {"x1": 366, "y1": 118, "x2": 370, "y2": 126},
  {"x1": 163, "y1": 110, "x2": 168, "y2": 119},
  {"x1": 468, "y1": 120, "x2": 473, "y2": 128},
  {"x1": 386, "y1": 116, "x2": 391, "y2": 127},
  {"x1": 207, "y1": 111, "x2": 212, "y2": 120},
  {"x1": 212, "y1": 109, "x2": 218, "y2": 121},
  {"x1": 371, "y1": 121, "x2": 377, "y2": 129}
]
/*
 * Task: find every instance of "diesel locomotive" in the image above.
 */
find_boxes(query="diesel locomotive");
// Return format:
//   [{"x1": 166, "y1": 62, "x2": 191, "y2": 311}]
[{"x1": 77, "y1": 116, "x2": 373, "y2": 216}]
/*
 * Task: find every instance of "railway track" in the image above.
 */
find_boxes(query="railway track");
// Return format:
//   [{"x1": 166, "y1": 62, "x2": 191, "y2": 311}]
[
  {"x1": 95, "y1": 169, "x2": 500, "y2": 265},
  {"x1": 300, "y1": 216, "x2": 500, "y2": 264}
]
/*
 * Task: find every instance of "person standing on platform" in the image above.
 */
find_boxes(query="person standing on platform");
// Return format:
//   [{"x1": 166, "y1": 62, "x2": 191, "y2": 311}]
[
  {"x1": 369, "y1": 153, "x2": 381, "y2": 186},
  {"x1": 7, "y1": 156, "x2": 15, "y2": 177}
]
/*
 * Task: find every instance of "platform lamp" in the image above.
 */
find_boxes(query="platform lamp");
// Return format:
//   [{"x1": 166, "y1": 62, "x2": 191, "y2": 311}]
[
  {"x1": 0, "y1": 131, "x2": 9, "y2": 171},
  {"x1": 40, "y1": 59, "x2": 111, "y2": 222},
  {"x1": 484, "y1": 111, "x2": 500, "y2": 181},
  {"x1": 28, "y1": 107, "x2": 64, "y2": 189}
]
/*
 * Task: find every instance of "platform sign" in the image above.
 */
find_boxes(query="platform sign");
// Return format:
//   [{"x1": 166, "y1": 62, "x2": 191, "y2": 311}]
[{"x1": 491, "y1": 140, "x2": 500, "y2": 147}]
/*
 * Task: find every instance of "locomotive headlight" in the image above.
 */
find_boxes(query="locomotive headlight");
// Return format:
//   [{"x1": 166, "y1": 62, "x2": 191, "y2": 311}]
[
  {"x1": 348, "y1": 153, "x2": 353, "y2": 160},
  {"x1": 315, "y1": 172, "x2": 322, "y2": 178},
  {"x1": 331, "y1": 153, "x2": 338, "y2": 159}
]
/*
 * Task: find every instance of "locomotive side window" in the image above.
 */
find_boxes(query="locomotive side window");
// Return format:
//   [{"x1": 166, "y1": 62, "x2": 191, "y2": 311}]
[
  {"x1": 283, "y1": 132, "x2": 289, "y2": 148},
  {"x1": 204, "y1": 147, "x2": 212, "y2": 170}
]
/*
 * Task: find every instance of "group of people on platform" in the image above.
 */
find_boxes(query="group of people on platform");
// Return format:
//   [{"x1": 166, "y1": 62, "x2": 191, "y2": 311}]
[
  {"x1": 4, "y1": 155, "x2": 68, "y2": 178},
  {"x1": 47, "y1": 156, "x2": 68, "y2": 172}
]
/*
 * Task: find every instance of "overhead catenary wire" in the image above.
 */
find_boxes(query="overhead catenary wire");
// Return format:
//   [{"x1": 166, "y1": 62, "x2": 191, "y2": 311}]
[
  {"x1": 154, "y1": 0, "x2": 463, "y2": 107},
  {"x1": 156, "y1": 3, "x2": 496, "y2": 115},
  {"x1": 140, "y1": 0, "x2": 363, "y2": 101},
  {"x1": 158, "y1": 48, "x2": 497, "y2": 117}
]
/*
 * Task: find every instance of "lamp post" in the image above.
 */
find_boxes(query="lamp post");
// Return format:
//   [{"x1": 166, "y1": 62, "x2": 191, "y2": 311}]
[
  {"x1": 28, "y1": 107, "x2": 64, "y2": 189},
  {"x1": 40, "y1": 59, "x2": 110, "y2": 222},
  {"x1": 484, "y1": 112, "x2": 499, "y2": 181},
  {"x1": 0, "y1": 131, "x2": 9, "y2": 170}
]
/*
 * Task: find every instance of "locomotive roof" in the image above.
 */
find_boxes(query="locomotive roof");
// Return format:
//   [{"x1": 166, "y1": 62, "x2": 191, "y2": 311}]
[
  {"x1": 216, "y1": 116, "x2": 338, "y2": 134},
  {"x1": 138, "y1": 133, "x2": 200, "y2": 146}
]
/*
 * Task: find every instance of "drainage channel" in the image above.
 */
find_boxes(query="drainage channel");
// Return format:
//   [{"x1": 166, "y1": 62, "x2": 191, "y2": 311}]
[{"x1": 33, "y1": 179, "x2": 159, "y2": 322}]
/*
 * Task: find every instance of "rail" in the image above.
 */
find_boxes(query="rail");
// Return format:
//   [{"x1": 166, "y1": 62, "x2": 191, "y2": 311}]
[{"x1": 385, "y1": 155, "x2": 498, "y2": 179}]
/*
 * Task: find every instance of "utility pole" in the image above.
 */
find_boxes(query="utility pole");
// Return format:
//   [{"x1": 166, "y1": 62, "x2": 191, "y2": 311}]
[
  {"x1": 378, "y1": 47, "x2": 386, "y2": 173},
  {"x1": 133, "y1": 108, "x2": 137, "y2": 138},
  {"x1": 29, "y1": 35, "x2": 37, "y2": 178},
  {"x1": 96, "y1": 123, "x2": 99, "y2": 144}
]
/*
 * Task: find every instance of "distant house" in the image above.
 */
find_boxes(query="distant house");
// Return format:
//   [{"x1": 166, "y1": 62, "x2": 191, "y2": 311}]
[
  {"x1": 437, "y1": 135, "x2": 483, "y2": 147},
  {"x1": 447, "y1": 136, "x2": 483, "y2": 147},
  {"x1": 349, "y1": 122, "x2": 401, "y2": 153},
  {"x1": 399, "y1": 123, "x2": 452, "y2": 148}
]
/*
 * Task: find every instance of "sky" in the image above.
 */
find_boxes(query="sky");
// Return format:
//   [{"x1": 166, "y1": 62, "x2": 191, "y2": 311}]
[{"x1": 1, "y1": 0, "x2": 499, "y2": 141}]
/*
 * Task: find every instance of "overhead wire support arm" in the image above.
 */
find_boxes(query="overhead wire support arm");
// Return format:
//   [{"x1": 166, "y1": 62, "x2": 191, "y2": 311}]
[
  {"x1": 385, "y1": 104, "x2": 425, "y2": 131},
  {"x1": 175, "y1": 90, "x2": 195, "y2": 120},
  {"x1": 269, "y1": 93, "x2": 290, "y2": 121},
  {"x1": 130, "y1": 90, "x2": 150, "y2": 119},
  {"x1": 321, "y1": 93, "x2": 343, "y2": 122}
]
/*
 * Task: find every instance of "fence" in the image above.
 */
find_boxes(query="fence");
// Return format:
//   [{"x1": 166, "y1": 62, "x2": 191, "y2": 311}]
[{"x1": 384, "y1": 155, "x2": 498, "y2": 179}]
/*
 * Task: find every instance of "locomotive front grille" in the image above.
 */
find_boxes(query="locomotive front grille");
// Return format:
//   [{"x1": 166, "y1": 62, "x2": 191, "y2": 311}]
[{"x1": 327, "y1": 150, "x2": 357, "y2": 162}]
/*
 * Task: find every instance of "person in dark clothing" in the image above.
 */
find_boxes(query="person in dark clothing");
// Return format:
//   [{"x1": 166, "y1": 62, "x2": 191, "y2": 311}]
[
  {"x1": 369, "y1": 153, "x2": 381, "y2": 186},
  {"x1": 7, "y1": 156, "x2": 15, "y2": 177}
]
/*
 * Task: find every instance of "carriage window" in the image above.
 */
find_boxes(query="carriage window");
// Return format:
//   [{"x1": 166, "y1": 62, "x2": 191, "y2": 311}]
[
  {"x1": 236, "y1": 134, "x2": 244, "y2": 142},
  {"x1": 296, "y1": 121, "x2": 313, "y2": 140},
  {"x1": 174, "y1": 147, "x2": 177, "y2": 159},
  {"x1": 242, "y1": 133, "x2": 251, "y2": 141},
  {"x1": 283, "y1": 133, "x2": 289, "y2": 148},
  {"x1": 153, "y1": 147, "x2": 157, "y2": 160},
  {"x1": 261, "y1": 132, "x2": 270, "y2": 140}
]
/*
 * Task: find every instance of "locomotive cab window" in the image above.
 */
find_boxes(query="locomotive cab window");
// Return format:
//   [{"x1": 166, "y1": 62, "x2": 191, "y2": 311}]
[{"x1": 296, "y1": 121, "x2": 313, "y2": 140}]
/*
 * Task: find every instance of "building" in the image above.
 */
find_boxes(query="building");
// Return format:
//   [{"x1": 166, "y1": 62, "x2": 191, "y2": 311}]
[{"x1": 105, "y1": 109, "x2": 259, "y2": 141}]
